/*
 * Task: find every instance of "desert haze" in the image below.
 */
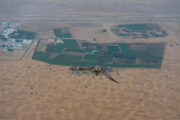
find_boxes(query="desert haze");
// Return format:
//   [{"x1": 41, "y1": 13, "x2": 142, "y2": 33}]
[
  {"x1": 0, "y1": 0, "x2": 180, "y2": 120},
  {"x1": 0, "y1": 0, "x2": 180, "y2": 16}
]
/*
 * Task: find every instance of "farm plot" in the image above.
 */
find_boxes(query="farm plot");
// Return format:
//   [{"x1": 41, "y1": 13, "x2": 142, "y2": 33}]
[
  {"x1": 9, "y1": 30, "x2": 36, "y2": 39},
  {"x1": 33, "y1": 39, "x2": 165, "y2": 68},
  {"x1": 53, "y1": 28, "x2": 72, "y2": 38},
  {"x1": 111, "y1": 23, "x2": 167, "y2": 39}
]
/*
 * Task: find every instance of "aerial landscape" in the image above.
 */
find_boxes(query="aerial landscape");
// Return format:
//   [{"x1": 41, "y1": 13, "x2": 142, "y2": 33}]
[{"x1": 0, "y1": 0, "x2": 180, "y2": 120}]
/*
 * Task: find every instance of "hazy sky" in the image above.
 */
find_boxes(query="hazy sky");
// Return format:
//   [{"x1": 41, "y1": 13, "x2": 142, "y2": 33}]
[{"x1": 0, "y1": 0, "x2": 180, "y2": 16}]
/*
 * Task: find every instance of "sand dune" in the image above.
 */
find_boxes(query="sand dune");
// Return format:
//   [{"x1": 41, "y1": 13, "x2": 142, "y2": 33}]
[{"x1": 0, "y1": 36, "x2": 180, "y2": 120}]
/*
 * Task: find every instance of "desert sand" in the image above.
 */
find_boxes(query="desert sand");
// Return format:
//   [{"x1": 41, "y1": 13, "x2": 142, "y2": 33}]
[
  {"x1": 0, "y1": 23, "x2": 180, "y2": 120},
  {"x1": 0, "y1": 0, "x2": 180, "y2": 119}
]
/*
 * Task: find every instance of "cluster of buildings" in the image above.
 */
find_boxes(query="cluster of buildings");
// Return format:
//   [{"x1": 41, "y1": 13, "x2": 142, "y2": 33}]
[{"x1": 0, "y1": 22, "x2": 32, "y2": 53}]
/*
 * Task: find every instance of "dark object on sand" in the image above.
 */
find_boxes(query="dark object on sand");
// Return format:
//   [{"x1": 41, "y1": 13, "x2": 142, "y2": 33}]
[{"x1": 70, "y1": 66, "x2": 119, "y2": 83}]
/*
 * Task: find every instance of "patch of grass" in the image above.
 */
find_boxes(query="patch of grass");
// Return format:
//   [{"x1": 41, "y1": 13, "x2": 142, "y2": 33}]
[
  {"x1": 55, "y1": 54, "x2": 82, "y2": 62},
  {"x1": 54, "y1": 43, "x2": 65, "y2": 53},
  {"x1": 113, "y1": 23, "x2": 167, "y2": 39},
  {"x1": 53, "y1": 28, "x2": 72, "y2": 38},
  {"x1": 85, "y1": 55, "x2": 99, "y2": 61},
  {"x1": 65, "y1": 49, "x2": 85, "y2": 52},
  {"x1": 32, "y1": 51, "x2": 50, "y2": 60},
  {"x1": 96, "y1": 45, "x2": 103, "y2": 49},
  {"x1": 9, "y1": 30, "x2": 36, "y2": 39},
  {"x1": 108, "y1": 46, "x2": 120, "y2": 52},
  {"x1": 63, "y1": 39, "x2": 80, "y2": 49},
  {"x1": 7, "y1": 48, "x2": 14, "y2": 52},
  {"x1": 118, "y1": 24, "x2": 152, "y2": 31},
  {"x1": 119, "y1": 44, "x2": 134, "y2": 56},
  {"x1": 117, "y1": 33, "x2": 131, "y2": 37}
]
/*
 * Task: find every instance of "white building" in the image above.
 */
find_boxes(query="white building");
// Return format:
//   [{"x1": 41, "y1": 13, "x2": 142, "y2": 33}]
[
  {"x1": 2, "y1": 28, "x2": 16, "y2": 38},
  {"x1": 23, "y1": 40, "x2": 32, "y2": 44}
]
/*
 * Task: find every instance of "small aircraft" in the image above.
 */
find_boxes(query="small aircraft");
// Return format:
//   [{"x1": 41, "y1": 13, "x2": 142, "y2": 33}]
[{"x1": 70, "y1": 66, "x2": 119, "y2": 83}]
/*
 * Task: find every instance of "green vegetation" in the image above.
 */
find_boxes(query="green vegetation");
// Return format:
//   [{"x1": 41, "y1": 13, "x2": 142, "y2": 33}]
[
  {"x1": 32, "y1": 51, "x2": 50, "y2": 61},
  {"x1": 108, "y1": 46, "x2": 120, "y2": 52},
  {"x1": 55, "y1": 54, "x2": 82, "y2": 62},
  {"x1": 0, "y1": 35, "x2": 7, "y2": 41},
  {"x1": 63, "y1": 39, "x2": 79, "y2": 49},
  {"x1": 117, "y1": 33, "x2": 131, "y2": 37},
  {"x1": 33, "y1": 39, "x2": 165, "y2": 68},
  {"x1": 53, "y1": 28, "x2": 72, "y2": 38},
  {"x1": 54, "y1": 43, "x2": 65, "y2": 53},
  {"x1": 66, "y1": 49, "x2": 85, "y2": 52},
  {"x1": 7, "y1": 48, "x2": 14, "y2": 52},
  {"x1": 118, "y1": 24, "x2": 152, "y2": 31},
  {"x1": 85, "y1": 55, "x2": 99, "y2": 61},
  {"x1": 112, "y1": 23, "x2": 167, "y2": 39},
  {"x1": 15, "y1": 39, "x2": 23, "y2": 42},
  {"x1": 96, "y1": 45, "x2": 103, "y2": 49},
  {"x1": 102, "y1": 29, "x2": 107, "y2": 32},
  {"x1": 119, "y1": 44, "x2": 134, "y2": 56},
  {"x1": 9, "y1": 30, "x2": 36, "y2": 39}
]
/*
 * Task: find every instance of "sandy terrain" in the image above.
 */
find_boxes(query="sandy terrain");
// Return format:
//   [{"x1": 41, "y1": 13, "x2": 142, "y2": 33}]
[
  {"x1": 0, "y1": 22, "x2": 180, "y2": 120},
  {"x1": 1, "y1": 0, "x2": 180, "y2": 119},
  {"x1": 0, "y1": 50, "x2": 25, "y2": 61}
]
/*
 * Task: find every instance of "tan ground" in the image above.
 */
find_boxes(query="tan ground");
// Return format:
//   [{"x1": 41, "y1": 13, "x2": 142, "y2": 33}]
[
  {"x1": 0, "y1": 22, "x2": 180, "y2": 120},
  {"x1": 0, "y1": 50, "x2": 25, "y2": 61}
]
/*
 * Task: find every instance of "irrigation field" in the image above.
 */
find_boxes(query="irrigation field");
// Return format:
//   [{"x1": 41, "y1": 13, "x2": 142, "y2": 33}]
[{"x1": 33, "y1": 39, "x2": 165, "y2": 68}]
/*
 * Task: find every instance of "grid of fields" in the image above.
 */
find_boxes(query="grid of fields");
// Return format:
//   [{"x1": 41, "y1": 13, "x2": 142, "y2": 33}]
[{"x1": 33, "y1": 39, "x2": 165, "y2": 68}]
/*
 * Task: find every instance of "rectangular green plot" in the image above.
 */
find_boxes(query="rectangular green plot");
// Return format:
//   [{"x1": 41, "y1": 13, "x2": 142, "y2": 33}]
[
  {"x1": 108, "y1": 46, "x2": 120, "y2": 52},
  {"x1": 119, "y1": 44, "x2": 134, "y2": 56},
  {"x1": 55, "y1": 54, "x2": 82, "y2": 62},
  {"x1": 9, "y1": 30, "x2": 36, "y2": 39},
  {"x1": 128, "y1": 43, "x2": 165, "y2": 58},
  {"x1": 118, "y1": 24, "x2": 152, "y2": 31},
  {"x1": 96, "y1": 45, "x2": 103, "y2": 49},
  {"x1": 32, "y1": 51, "x2": 50, "y2": 61},
  {"x1": 54, "y1": 43, "x2": 65, "y2": 53},
  {"x1": 53, "y1": 28, "x2": 72, "y2": 38},
  {"x1": 65, "y1": 49, "x2": 85, "y2": 52},
  {"x1": 117, "y1": 33, "x2": 131, "y2": 37},
  {"x1": 63, "y1": 39, "x2": 80, "y2": 49},
  {"x1": 85, "y1": 55, "x2": 99, "y2": 61}
]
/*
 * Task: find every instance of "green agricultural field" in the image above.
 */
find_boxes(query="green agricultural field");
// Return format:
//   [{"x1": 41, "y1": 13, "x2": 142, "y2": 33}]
[
  {"x1": 33, "y1": 39, "x2": 165, "y2": 68},
  {"x1": 53, "y1": 28, "x2": 72, "y2": 38},
  {"x1": 85, "y1": 55, "x2": 100, "y2": 62},
  {"x1": 108, "y1": 46, "x2": 120, "y2": 52},
  {"x1": 9, "y1": 30, "x2": 36, "y2": 39},
  {"x1": 112, "y1": 23, "x2": 167, "y2": 39},
  {"x1": 63, "y1": 39, "x2": 79, "y2": 49},
  {"x1": 118, "y1": 24, "x2": 152, "y2": 31},
  {"x1": 54, "y1": 43, "x2": 65, "y2": 53}
]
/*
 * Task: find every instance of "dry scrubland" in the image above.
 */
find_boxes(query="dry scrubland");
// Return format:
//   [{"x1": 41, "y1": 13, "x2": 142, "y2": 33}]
[{"x1": 0, "y1": 22, "x2": 180, "y2": 120}]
